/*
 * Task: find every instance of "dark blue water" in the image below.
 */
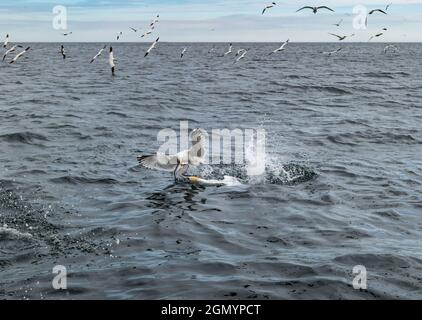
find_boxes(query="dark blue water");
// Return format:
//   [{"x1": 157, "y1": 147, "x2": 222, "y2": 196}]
[{"x1": 1, "y1": 43, "x2": 422, "y2": 299}]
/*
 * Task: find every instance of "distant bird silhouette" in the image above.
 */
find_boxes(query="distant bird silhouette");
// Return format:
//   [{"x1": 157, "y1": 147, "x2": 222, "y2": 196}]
[
  {"x1": 296, "y1": 6, "x2": 334, "y2": 14},
  {"x1": 329, "y1": 33, "x2": 354, "y2": 41},
  {"x1": 262, "y1": 2, "x2": 276, "y2": 15},
  {"x1": 144, "y1": 37, "x2": 159, "y2": 57}
]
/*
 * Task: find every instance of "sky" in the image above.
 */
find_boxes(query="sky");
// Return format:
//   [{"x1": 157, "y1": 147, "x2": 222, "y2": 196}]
[{"x1": 1, "y1": 0, "x2": 422, "y2": 42}]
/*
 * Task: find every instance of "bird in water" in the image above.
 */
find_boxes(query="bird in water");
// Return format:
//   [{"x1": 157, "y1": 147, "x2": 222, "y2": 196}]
[
  {"x1": 60, "y1": 45, "x2": 66, "y2": 60},
  {"x1": 137, "y1": 129, "x2": 206, "y2": 181}
]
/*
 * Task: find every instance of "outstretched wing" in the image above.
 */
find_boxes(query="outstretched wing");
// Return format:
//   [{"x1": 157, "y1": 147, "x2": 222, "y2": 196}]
[
  {"x1": 296, "y1": 6, "x2": 314, "y2": 12},
  {"x1": 318, "y1": 6, "x2": 335, "y2": 12},
  {"x1": 137, "y1": 154, "x2": 178, "y2": 171},
  {"x1": 328, "y1": 33, "x2": 341, "y2": 39},
  {"x1": 370, "y1": 9, "x2": 387, "y2": 15}
]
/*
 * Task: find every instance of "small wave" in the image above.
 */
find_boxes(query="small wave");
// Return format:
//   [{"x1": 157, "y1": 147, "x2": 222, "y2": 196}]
[
  {"x1": 0, "y1": 132, "x2": 48, "y2": 145},
  {"x1": 106, "y1": 111, "x2": 129, "y2": 118},
  {"x1": 0, "y1": 227, "x2": 33, "y2": 240},
  {"x1": 283, "y1": 84, "x2": 351, "y2": 95},
  {"x1": 362, "y1": 72, "x2": 395, "y2": 79},
  {"x1": 327, "y1": 130, "x2": 421, "y2": 146},
  {"x1": 50, "y1": 175, "x2": 119, "y2": 185},
  {"x1": 361, "y1": 71, "x2": 410, "y2": 79}
]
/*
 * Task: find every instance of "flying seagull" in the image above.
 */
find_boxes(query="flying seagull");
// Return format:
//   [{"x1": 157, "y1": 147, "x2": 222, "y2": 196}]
[
  {"x1": 333, "y1": 19, "x2": 343, "y2": 27},
  {"x1": 90, "y1": 45, "x2": 107, "y2": 63},
  {"x1": 63, "y1": 32, "x2": 73, "y2": 36},
  {"x1": 116, "y1": 32, "x2": 123, "y2": 41},
  {"x1": 369, "y1": 8, "x2": 387, "y2": 15},
  {"x1": 296, "y1": 6, "x2": 334, "y2": 14},
  {"x1": 223, "y1": 43, "x2": 233, "y2": 56},
  {"x1": 262, "y1": 2, "x2": 276, "y2": 15},
  {"x1": 141, "y1": 27, "x2": 154, "y2": 38},
  {"x1": 369, "y1": 28, "x2": 387, "y2": 41},
  {"x1": 322, "y1": 48, "x2": 342, "y2": 56},
  {"x1": 150, "y1": 14, "x2": 159, "y2": 27},
  {"x1": 269, "y1": 39, "x2": 289, "y2": 54},
  {"x1": 137, "y1": 129, "x2": 206, "y2": 181},
  {"x1": 180, "y1": 47, "x2": 187, "y2": 59},
  {"x1": 383, "y1": 44, "x2": 398, "y2": 53},
  {"x1": 366, "y1": 8, "x2": 387, "y2": 26},
  {"x1": 9, "y1": 47, "x2": 30, "y2": 64},
  {"x1": 329, "y1": 33, "x2": 354, "y2": 41},
  {"x1": 144, "y1": 37, "x2": 159, "y2": 57},
  {"x1": 109, "y1": 47, "x2": 116, "y2": 76},
  {"x1": 3, "y1": 44, "x2": 22, "y2": 61},
  {"x1": 3, "y1": 34, "x2": 9, "y2": 48},
  {"x1": 60, "y1": 45, "x2": 66, "y2": 60}
]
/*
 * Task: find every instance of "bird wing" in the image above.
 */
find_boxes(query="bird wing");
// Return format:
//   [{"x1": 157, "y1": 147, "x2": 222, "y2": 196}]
[
  {"x1": 328, "y1": 33, "x2": 341, "y2": 39},
  {"x1": 296, "y1": 6, "x2": 314, "y2": 12},
  {"x1": 318, "y1": 6, "x2": 335, "y2": 12},
  {"x1": 370, "y1": 9, "x2": 387, "y2": 14},
  {"x1": 262, "y1": 8, "x2": 266, "y2": 14},
  {"x1": 137, "y1": 154, "x2": 178, "y2": 172}
]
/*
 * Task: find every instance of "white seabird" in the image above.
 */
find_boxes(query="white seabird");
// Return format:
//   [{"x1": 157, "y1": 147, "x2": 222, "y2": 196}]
[
  {"x1": 3, "y1": 34, "x2": 9, "y2": 48},
  {"x1": 141, "y1": 26, "x2": 155, "y2": 38},
  {"x1": 365, "y1": 8, "x2": 388, "y2": 26},
  {"x1": 144, "y1": 37, "x2": 159, "y2": 57},
  {"x1": 181, "y1": 47, "x2": 187, "y2": 58},
  {"x1": 383, "y1": 44, "x2": 398, "y2": 53},
  {"x1": 137, "y1": 129, "x2": 206, "y2": 180},
  {"x1": 63, "y1": 32, "x2": 73, "y2": 36},
  {"x1": 90, "y1": 45, "x2": 107, "y2": 63},
  {"x1": 187, "y1": 175, "x2": 242, "y2": 187},
  {"x1": 116, "y1": 32, "x2": 123, "y2": 41},
  {"x1": 3, "y1": 44, "x2": 22, "y2": 61},
  {"x1": 369, "y1": 28, "x2": 387, "y2": 41},
  {"x1": 296, "y1": 6, "x2": 335, "y2": 14},
  {"x1": 223, "y1": 43, "x2": 233, "y2": 56},
  {"x1": 150, "y1": 14, "x2": 159, "y2": 27},
  {"x1": 269, "y1": 39, "x2": 289, "y2": 54},
  {"x1": 322, "y1": 48, "x2": 342, "y2": 56},
  {"x1": 262, "y1": 2, "x2": 276, "y2": 15},
  {"x1": 109, "y1": 46, "x2": 116, "y2": 76},
  {"x1": 9, "y1": 47, "x2": 30, "y2": 64},
  {"x1": 333, "y1": 19, "x2": 343, "y2": 27},
  {"x1": 328, "y1": 33, "x2": 354, "y2": 41}
]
